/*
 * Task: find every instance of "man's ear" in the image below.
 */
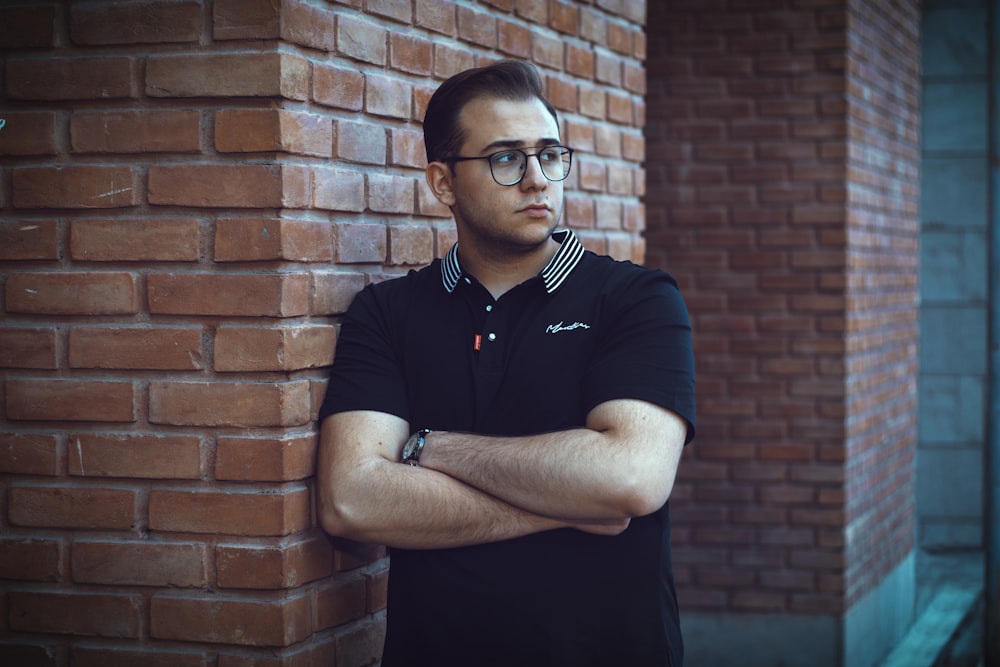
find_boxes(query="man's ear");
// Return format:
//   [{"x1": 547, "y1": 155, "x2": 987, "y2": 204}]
[{"x1": 425, "y1": 161, "x2": 456, "y2": 207}]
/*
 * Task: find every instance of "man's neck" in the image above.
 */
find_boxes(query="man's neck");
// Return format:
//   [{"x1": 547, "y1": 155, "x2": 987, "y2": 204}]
[{"x1": 457, "y1": 237, "x2": 559, "y2": 300}]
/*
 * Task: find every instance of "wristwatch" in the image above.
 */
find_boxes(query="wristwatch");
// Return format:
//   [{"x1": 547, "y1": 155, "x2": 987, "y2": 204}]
[{"x1": 401, "y1": 429, "x2": 431, "y2": 466}]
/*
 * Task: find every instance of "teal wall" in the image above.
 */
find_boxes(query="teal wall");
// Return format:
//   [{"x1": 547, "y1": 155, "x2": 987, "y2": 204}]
[{"x1": 919, "y1": 0, "x2": 990, "y2": 549}]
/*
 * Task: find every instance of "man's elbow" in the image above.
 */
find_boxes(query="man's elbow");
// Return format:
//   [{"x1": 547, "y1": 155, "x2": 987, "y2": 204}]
[
  {"x1": 317, "y1": 486, "x2": 367, "y2": 541},
  {"x1": 616, "y1": 472, "x2": 673, "y2": 518}
]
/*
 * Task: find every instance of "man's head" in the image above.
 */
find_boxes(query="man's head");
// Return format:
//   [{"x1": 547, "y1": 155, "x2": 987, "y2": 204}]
[{"x1": 422, "y1": 60, "x2": 559, "y2": 165}]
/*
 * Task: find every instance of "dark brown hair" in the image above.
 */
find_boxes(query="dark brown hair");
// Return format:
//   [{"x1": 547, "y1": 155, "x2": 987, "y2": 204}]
[{"x1": 422, "y1": 60, "x2": 559, "y2": 164}]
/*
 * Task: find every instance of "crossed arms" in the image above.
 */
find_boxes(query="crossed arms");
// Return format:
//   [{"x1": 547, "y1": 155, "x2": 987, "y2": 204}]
[{"x1": 316, "y1": 398, "x2": 687, "y2": 550}]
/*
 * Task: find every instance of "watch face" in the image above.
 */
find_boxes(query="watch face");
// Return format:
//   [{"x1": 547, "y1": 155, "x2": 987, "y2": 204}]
[{"x1": 402, "y1": 438, "x2": 417, "y2": 461}]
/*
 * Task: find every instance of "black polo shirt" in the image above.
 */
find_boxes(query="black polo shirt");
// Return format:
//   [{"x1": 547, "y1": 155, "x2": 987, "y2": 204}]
[{"x1": 321, "y1": 228, "x2": 696, "y2": 666}]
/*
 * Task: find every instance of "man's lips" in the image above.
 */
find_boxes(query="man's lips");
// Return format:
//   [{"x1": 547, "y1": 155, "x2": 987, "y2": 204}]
[{"x1": 519, "y1": 203, "x2": 551, "y2": 216}]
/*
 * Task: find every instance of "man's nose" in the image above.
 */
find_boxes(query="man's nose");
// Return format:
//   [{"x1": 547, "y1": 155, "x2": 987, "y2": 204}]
[{"x1": 519, "y1": 153, "x2": 548, "y2": 190}]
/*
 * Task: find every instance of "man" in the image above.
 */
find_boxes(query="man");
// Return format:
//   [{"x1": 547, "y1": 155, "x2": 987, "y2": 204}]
[{"x1": 317, "y1": 60, "x2": 695, "y2": 666}]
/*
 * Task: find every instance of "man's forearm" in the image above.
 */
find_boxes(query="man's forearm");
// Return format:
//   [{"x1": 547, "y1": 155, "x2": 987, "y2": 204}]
[
  {"x1": 417, "y1": 400, "x2": 687, "y2": 521},
  {"x1": 319, "y1": 456, "x2": 624, "y2": 550}
]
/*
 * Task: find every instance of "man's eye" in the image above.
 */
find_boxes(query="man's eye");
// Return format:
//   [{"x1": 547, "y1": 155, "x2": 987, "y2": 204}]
[
  {"x1": 539, "y1": 149, "x2": 560, "y2": 162},
  {"x1": 492, "y1": 151, "x2": 521, "y2": 166}
]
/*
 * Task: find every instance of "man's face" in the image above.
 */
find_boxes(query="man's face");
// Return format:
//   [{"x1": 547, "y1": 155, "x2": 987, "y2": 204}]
[{"x1": 446, "y1": 96, "x2": 565, "y2": 256}]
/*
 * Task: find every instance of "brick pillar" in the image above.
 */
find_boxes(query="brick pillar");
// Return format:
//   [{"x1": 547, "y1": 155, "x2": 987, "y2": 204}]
[
  {"x1": 0, "y1": 1, "x2": 648, "y2": 664},
  {"x1": 646, "y1": 1, "x2": 921, "y2": 666}
]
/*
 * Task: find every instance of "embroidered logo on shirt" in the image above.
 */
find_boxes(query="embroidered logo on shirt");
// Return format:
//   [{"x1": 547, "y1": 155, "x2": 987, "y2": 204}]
[{"x1": 546, "y1": 321, "x2": 591, "y2": 334}]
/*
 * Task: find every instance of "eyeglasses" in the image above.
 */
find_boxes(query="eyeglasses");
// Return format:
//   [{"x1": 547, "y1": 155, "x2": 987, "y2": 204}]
[{"x1": 447, "y1": 145, "x2": 574, "y2": 186}]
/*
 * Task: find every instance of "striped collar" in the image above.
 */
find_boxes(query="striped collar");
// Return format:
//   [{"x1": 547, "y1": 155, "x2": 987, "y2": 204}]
[{"x1": 441, "y1": 228, "x2": 585, "y2": 295}]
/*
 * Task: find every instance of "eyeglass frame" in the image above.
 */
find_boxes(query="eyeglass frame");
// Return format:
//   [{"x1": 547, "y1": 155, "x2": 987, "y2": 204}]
[{"x1": 444, "y1": 145, "x2": 575, "y2": 187}]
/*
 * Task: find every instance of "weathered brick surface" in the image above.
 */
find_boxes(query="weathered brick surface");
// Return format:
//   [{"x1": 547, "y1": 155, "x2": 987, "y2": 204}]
[
  {"x1": 150, "y1": 594, "x2": 311, "y2": 646},
  {"x1": 1, "y1": 0, "x2": 649, "y2": 660},
  {"x1": 646, "y1": 0, "x2": 920, "y2": 621}
]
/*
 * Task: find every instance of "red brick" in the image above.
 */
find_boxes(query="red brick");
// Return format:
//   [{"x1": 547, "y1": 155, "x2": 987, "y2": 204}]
[
  {"x1": 368, "y1": 174, "x2": 415, "y2": 214},
  {"x1": 148, "y1": 164, "x2": 285, "y2": 208},
  {"x1": 146, "y1": 52, "x2": 308, "y2": 100},
  {"x1": 0, "y1": 432, "x2": 59, "y2": 476},
  {"x1": 6, "y1": 379, "x2": 135, "y2": 422},
  {"x1": 7, "y1": 57, "x2": 137, "y2": 100},
  {"x1": 148, "y1": 380, "x2": 311, "y2": 427},
  {"x1": 578, "y1": 82, "x2": 607, "y2": 120},
  {"x1": 151, "y1": 594, "x2": 311, "y2": 647},
  {"x1": 549, "y1": 1, "x2": 577, "y2": 35},
  {"x1": 215, "y1": 217, "x2": 333, "y2": 262},
  {"x1": 335, "y1": 223, "x2": 388, "y2": 263},
  {"x1": 213, "y1": 0, "x2": 279, "y2": 40},
  {"x1": 0, "y1": 5, "x2": 55, "y2": 47},
  {"x1": 6, "y1": 271, "x2": 137, "y2": 315},
  {"x1": 336, "y1": 616, "x2": 386, "y2": 667},
  {"x1": 72, "y1": 647, "x2": 209, "y2": 667},
  {"x1": 579, "y1": 6, "x2": 606, "y2": 44},
  {"x1": 415, "y1": 0, "x2": 456, "y2": 36},
  {"x1": 281, "y1": 0, "x2": 336, "y2": 51},
  {"x1": 314, "y1": 167, "x2": 366, "y2": 212},
  {"x1": 214, "y1": 325, "x2": 335, "y2": 372},
  {"x1": 0, "y1": 327, "x2": 57, "y2": 369},
  {"x1": 366, "y1": 72, "x2": 413, "y2": 120},
  {"x1": 336, "y1": 14, "x2": 387, "y2": 66},
  {"x1": 432, "y1": 42, "x2": 476, "y2": 79},
  {"x1": 313, "y1": 64, "x2": 364, "y2": 110},
  {"x1": 0, "y1": 538, "x2": 62, "y2": 581},
  {"x1": 578, "y1": 159, "x2": 605, "y2": 192},
  {"x1": 390, "y1": 32, "x2": 433, "y2": 76},
  {"x1": 532, "y1": 32, "x2": 564, "y2": 71},
  {"x1": 216, "y1": 534, "x2": 332, "y2": 589},
  {"x1": 68, "y1": 326, "x2": 201, "y2": 370},
  {"x1": 71, "y1": 110, "x2": 201, "y2": 153},
  {"x1": 70, "y1": 218, "x2": 199, "y2": 262},
  {"x1": 310, "y1": 271, "x2": 367, "y2": 316},
  {"x1": 315, "y1": 576, "x2": 368, "y2": 630},
  {"x1": 68, "y1": 432, "x2": 202, "y2": 479},
  {"x1": 547, "y1": 75, "x2": 577, "y2": 113},
  {"x1": 391, "y1": 127, "x2": 427, "y2": 169},
  {"x1": 0, "y1": 112, "x2": 58, "y2": 156},
  {"x1": 70, "y1": 1, "x2": 201, "y2": 44},
  {"x1": 8, "y1": 591, "x2": 141, "y2": 638},
  {"x1": 498, "y1": 17, "x2": 531, "y2": 58},
  {"x1": 147, "y1": 273, "x2": 309, "y2": 317},
  {"x1": 72, "y1": 540, "x2": 207, "y2": 587},
  {"x1": 564, "y1": 193, "x2": 595, "y2": 229},
  {"x1": 596, "y1": 51, "x2": 623, "y2": 87},
  {"x1": 515, "y1": 0, "x2": 546, "y2": 24},
  {"x1": 149, "y1": 486, "x2": 309, "y2": 537},
  {"x1": 388, "y1": 224, "x2": 435, "y2": 266},
  {"x1": 13, "y1": 166, "x2": 138, "y2": 209},
  {"x1": 8, "y1": 486, "x2": 136, "y2": 530},
  {"x1": 336, "y1": 120, "x2": 387, "y2": 165},
  {"x1": 368, "y1": 566, "x2": 389, "y2": 612},
  {"x1": 368, "y1": 0, "x2": 411, "y2": 22},
  {"x1": 732, "y1": 591, "x2": 787, "y2": 612},
  {"x1": 215, "y1": 110, "x2": 333, "y2": 157},
  {"x1": 457, "y1": 5, "x2": 497, "y2": 48},
  {"x1": 215, "y1": 434, "x2": 317, "y2": 482}
]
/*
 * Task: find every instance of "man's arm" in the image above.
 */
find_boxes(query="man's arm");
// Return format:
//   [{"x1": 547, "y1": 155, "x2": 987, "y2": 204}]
[
  {"x1": 316, "y1": 410, "x2": 628, "y2": 550},
  {"x1": 419, "y1": 398, "x2": 687, "y2": 521}
]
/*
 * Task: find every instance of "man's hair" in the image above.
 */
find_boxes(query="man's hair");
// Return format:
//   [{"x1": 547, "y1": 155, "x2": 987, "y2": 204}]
[{"x1": 422, "y1": 60, "x2": 559, "y2": 164}]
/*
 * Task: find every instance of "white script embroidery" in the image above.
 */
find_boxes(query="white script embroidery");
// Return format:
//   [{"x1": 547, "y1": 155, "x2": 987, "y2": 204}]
[{"x1": 546, "y1": 321, "x2": 591, "y2": 334}]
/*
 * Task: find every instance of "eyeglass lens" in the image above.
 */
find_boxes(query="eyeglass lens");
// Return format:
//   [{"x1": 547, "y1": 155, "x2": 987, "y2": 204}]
[{"x1": 490, "y1": 147, "x2": 571, "y2": 185}]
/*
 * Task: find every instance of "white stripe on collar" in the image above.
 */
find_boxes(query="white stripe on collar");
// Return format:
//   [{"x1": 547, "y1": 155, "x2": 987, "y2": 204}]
[{"x1": 441, "y1": 228, "x2": 583, "y2": 295}]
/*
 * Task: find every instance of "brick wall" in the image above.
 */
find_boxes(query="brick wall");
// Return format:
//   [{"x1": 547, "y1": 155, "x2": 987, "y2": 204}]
[
  {"x1": 0, "y1": 1, "x2": 648, "y2": 663},
  {"x1": 646, "y1": 0, "x2": 920, "y2": 629},
  {"x1": 842, "y1": 0, "x2": 921, "y2": 611}
]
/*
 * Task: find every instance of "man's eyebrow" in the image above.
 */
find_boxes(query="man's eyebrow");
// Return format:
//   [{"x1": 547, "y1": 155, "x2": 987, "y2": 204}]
[{"x1": 480, "y1": 138, "x2": 562, "y2": 152}]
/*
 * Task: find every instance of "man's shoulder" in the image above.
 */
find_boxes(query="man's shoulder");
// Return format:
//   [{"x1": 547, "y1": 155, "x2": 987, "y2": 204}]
[{"x1": 577, "y1": 251, "x2": 679, "y2": 291}]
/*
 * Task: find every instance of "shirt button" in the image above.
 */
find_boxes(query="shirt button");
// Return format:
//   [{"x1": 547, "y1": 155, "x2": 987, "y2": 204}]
[
  {"x1": 486, "y1": 305, "x2": 493, "y2": 312},
  {"x1": 487, "y1": 333, "x2": 497, "y2": 341}
]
